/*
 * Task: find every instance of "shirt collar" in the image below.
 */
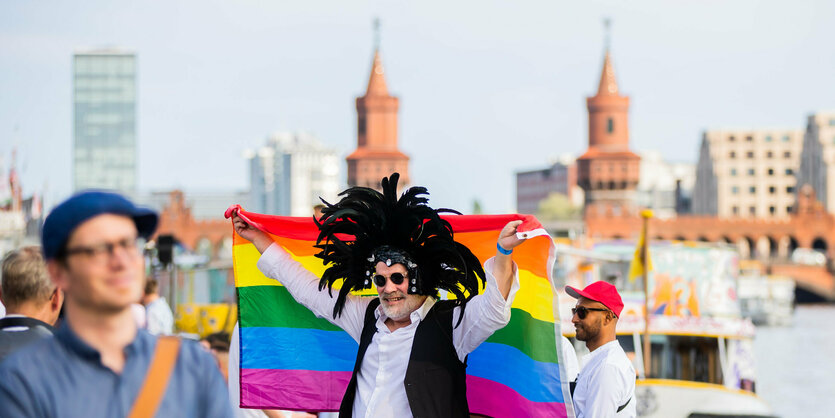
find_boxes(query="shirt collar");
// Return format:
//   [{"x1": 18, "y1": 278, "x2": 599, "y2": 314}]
[
  {"x1": 55, "y1": 319, "x2": 148, "y2": 363},
  {"x1": 583, "y1": 339, "x2": 619, "y2": 363}
]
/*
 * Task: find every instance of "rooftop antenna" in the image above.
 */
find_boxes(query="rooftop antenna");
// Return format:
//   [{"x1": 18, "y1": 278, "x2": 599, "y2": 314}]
[
  {"x1": 373, "y1": 17, "x2": 381, "y2": 50},
  {"x1": 603, "y1": 17, "x2": 612, "y2": 51}
]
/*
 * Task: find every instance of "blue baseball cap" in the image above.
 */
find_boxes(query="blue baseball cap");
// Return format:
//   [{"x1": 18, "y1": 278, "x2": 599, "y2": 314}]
[{"x1": 42, "y1": 190, "x2": 159, "y2": 260}]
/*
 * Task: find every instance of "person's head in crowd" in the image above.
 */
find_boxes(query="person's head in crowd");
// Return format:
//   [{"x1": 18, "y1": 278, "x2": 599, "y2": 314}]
[
  {"x1": 565, "y1": 281, "x2": 624, "y2": 351},
  {"x1": 313, "y1": 204, "x2": 325, "y2": 220},
  {"x1": 200, "y1": 331, "x2": 231, "y2": 381},
  {"x1": 200, "y1": 331, "x2": 230, "y2": 351},
  {"x1": 1, "y1": 246, "x2": 63, "y2": 325},
  {"x1": 42, "y1": 191, "x2": 157, "y2": 323},
  {"x1": 142, "y1": 278, "x2": 161, "y2": 305}
]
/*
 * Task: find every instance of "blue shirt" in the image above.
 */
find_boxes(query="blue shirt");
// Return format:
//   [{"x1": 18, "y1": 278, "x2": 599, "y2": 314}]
[{"x1": 0, "y1": 321, "x2": 233, "y2": 417}]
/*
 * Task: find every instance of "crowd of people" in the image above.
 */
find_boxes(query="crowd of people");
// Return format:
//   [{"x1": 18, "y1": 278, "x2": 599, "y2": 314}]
[{"x1": 0, "y1": 177, "x2": 636, "y2": 417}]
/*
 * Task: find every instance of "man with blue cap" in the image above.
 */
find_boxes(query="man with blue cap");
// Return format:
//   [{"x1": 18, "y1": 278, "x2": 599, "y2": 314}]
[{"x1": 0, "y1": 191, "x2": 233, "y2": 417}]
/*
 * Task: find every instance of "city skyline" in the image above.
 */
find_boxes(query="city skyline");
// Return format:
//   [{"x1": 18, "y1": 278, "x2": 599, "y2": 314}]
[{"x1": 2, "y1": 0, "x2": 834, "y2": 214}]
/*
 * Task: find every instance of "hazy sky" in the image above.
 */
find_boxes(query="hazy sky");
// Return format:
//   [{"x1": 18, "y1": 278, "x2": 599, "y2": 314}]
[{"x1": 2, "y1": 0, "x2": 833, "y2": 214}]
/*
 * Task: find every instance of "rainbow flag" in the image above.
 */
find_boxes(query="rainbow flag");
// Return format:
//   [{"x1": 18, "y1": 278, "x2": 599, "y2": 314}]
[{"x1": 229, "y1": 207, "x2": 572, "y2": 417}]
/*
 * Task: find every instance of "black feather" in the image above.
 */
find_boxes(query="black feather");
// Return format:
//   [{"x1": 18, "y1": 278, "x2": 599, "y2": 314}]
[{"x1": 314, "y1": 173, "x2": 485, "y2": 320}]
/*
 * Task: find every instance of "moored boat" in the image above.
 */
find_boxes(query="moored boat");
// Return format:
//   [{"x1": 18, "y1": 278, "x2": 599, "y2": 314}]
[{"x1": 556, "y1": 241, "x2": 774, "y2": 417}]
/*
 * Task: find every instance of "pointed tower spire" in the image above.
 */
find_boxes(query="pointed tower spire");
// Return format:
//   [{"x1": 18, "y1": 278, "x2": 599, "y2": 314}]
[
  {"x1": 577, "y1": 18, "x2": 640, "y2": 218},
  {"x1": 347, "y1": 19, "x2": 409, "y2": 190},
  {"x1": 596, "y1": 19, "x2": 619, "y2": 96},
  {"x1": 366, "y1": 50, "x2": 389, "y2": 96},
  {"x1": 366, "y1": 18, "x2": 389, "y2": 96}
]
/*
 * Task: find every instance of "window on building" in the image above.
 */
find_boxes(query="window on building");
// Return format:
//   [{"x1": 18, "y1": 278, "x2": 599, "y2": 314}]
[
  {"x1": 607, "y1": 118, "x2": 614, "y2": 134},
  {"x1": 609, "y1": 181, "x2": 616, "y2": 189},
  {"x1": 766, "y1": 151, "x2": 774, "y2": 158},
  {"x1": 749, "y1": 186, "x2": 756, "y2": 194},
  {"x1": 787, "y1": 186, "x2": 795, "y2": 193},
  {"x1": 749, "y1": 206, "x2": 756, "y2": 215},
  {"x1": 358, "y1": 116, "x2": 366, "y2": 136},
  {"x1": 621, "y1": 181, "x2": 628, "y2": 189},
  {"x1": 782, "y1": 135, "x2": 790, "y2": 142},
  {"x1": 732, "y1": 206, "x2": 739, "y2": 215},
  {"x1": 746, "y1": 151, "x2": 754, "y2": 159},
  {"x1": 768, "y1": 168, "x2": 774, "y2": 176},
  {"x1": 765, "y1": 135, "x2": 773, "y2": 142},
  {"x1": 769, "y1": 206, "x2": 776, "y2": 215},
  {"x1": 787, "y1": 206, "x2": 793, "y2": 213},
  {"x1": 784, "y1": 151, "x2": 791, "y2": 158},
  {"x1": 786, "y1": 168, "x2": 794, "y2": 176},
  {"x1": 730, "y1": 168, "x2": 737, "y2": 176},
  {"x1": 747, "y1": 168, "x2": 755, "y2": 176},
  {"x1": 732, "y1": 186, "x2": 739, "y2": 194},
  {"x1": 830, "y1": 119, "x2": 835, "y2": 126},
  {"x1": 746, "y1": 135, "x2": 753, "y2": 142},
  {"x1": 729, "y1": 135, "x2": 736, "y2": 142},
  {"x1": 769, "y1": 186, "x2": 776, "y2": 194},
  {"x1": 729, "y1": 151, "x2": 736, "y2": 159}
]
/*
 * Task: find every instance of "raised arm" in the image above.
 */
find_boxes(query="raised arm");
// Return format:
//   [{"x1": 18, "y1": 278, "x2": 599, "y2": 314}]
[
  {"x1": 232, "y1": 214, "x2": 273, "y2": 254},
  {"x1": 493, "y1": 220, "x2": 525, "y2": 300},
  {"x1": 231, "y1": 213, "x2": 368, "y2": 340}
]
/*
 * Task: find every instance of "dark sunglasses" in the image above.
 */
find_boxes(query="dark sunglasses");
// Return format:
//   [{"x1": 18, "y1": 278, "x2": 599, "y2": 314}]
[
  {"x1": 373, "y1": 272, "x2": 407, "y2": 287},
  {"x1": 571, "y1": 306, "x2": 610, "y2": 320}
]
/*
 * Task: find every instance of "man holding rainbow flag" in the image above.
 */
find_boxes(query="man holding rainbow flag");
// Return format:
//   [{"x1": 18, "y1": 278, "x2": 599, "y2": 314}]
[{"x1": 231, "y1": 173, "x2": 525, "y2": 417}]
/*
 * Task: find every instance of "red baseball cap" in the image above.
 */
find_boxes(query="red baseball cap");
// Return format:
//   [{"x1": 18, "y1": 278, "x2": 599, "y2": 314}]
[{"x1": 565, "y1": 281, "x2": 624, "y2": 318}]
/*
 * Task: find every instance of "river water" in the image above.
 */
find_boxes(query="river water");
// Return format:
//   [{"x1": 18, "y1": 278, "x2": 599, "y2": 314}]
[{"x1": 753, "y1": 304, "x2": 835, "y2": 418}]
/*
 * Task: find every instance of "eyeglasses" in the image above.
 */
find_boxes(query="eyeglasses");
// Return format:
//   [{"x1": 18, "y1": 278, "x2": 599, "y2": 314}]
[
  {"x1": 373, "y1": 272, "x2": 407, "y2": 287},
  {"x1": 571, "y1": 306, "x2": 610, "y2": 320},
  {"x1": 64, "y1": 237, "x2": 143, "y2": 264}
]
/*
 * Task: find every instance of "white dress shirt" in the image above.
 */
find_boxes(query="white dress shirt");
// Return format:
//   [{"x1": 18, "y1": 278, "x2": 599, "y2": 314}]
[
  {"x1": 573, "y1": 340, "x2": 636, "y2": 418},
  {"x1": 560, "y1": 335, "x2": 580, "y2": 382},
  {"x1": 256, "y1": 243, "x2": 519, "y2": 418},
  {"x1": 145, "y1": 297, "x2": 174, "y2": 335}
]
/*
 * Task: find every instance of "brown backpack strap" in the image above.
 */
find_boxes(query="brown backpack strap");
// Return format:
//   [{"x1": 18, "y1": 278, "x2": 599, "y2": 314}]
[{"x1": 128, "y1": 336, "x2": 181, "y2": 418}]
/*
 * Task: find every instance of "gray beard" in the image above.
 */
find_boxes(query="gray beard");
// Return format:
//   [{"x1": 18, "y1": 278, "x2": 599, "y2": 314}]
[{"x1": 380, "y1": 291, "x2": 423, "y2": 321}]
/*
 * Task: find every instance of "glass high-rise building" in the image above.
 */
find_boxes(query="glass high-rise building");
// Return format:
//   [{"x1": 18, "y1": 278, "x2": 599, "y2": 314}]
[{"x1": 73, "y1": 49, "x2": 137, "y2": 193}]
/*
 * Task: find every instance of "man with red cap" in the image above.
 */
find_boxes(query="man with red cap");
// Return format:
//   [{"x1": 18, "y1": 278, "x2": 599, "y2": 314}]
[{"x1": 565, "y1": 281, "x2": 636, "y2": 418}]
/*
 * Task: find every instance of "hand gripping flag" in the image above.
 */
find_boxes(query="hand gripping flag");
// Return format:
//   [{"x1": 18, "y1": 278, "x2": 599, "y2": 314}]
[{"x1": 226, "y1": 206, "x2": 573, "y2": 417}]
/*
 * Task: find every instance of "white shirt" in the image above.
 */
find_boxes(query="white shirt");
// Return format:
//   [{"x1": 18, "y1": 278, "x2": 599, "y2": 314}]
[
  {"x1": 560, "y1": 335, "x2": 580, "y2": 382},
  {"x1": 145, "y1": 297, "x2": 174, "y2": 335},
  {"x1": 573, "y1": 340, "x2": 636, "y2": 418},
  {"x1": 257, "y1": 243, "x2": 519, "y2": 418}
]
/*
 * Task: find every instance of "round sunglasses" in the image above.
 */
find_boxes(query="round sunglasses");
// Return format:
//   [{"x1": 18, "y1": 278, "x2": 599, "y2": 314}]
[
  {"x1": 571, "y1": 306, "x2": 610, "y2": 319},
  {"x1": 373, "y1": 272, "x2": 407, "y2": 287}
]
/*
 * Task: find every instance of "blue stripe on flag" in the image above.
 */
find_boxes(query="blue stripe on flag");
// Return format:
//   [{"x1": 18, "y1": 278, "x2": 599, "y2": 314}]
[
  {"x1": 241, "y1": 326, "x2": 358, "y2": 371},
  {"x1": 467, "y1": 342, "x2": 563, "y2": 403}
]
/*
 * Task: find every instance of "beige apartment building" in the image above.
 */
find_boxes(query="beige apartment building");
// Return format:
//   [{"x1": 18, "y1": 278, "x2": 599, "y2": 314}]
[
  {"x1": 692, "y1": 128, "x2": 804, "y2": 218},
  {"x1": 797, "y1": 111, "x2": 835, "y2": 213}
]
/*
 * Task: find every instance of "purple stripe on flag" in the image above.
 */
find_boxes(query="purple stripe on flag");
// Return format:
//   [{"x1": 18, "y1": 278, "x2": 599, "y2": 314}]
[
  {"x1": 240, "y1": 368, "x2": 352, "y2": 411},
  {"x1": 466, "y1": 375, "x2": 568, "y2": 418}
]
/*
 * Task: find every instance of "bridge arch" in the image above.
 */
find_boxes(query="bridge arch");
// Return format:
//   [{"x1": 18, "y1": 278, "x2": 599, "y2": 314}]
[
  {"x1": 767, "y1": 236, "x2": 779, "y2": 258},
  {"x1": 216, "y1": 236, "x2": 233, "y2": 260},
  {"x1": 737, "y1": 238, "x2": 751, "y2": 259}
]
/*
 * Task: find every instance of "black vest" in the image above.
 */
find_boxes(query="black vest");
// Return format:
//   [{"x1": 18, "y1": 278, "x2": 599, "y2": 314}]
[{"x1": 338, "y1": 299, "x2": 469, "y2": 418}]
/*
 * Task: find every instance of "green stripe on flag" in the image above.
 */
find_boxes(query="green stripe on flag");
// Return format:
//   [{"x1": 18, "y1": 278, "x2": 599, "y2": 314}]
[
  {"x1": 239, "y1": 285, "x2": 342, "y2": 331},
  {"x1": 486, "y1": 308, "x2": 558, "y2": 364}
]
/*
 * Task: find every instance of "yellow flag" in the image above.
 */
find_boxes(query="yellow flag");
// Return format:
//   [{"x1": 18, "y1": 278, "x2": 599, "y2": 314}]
[{"x1": 628, "y1": 210, "x2": 654, "y2": 281}]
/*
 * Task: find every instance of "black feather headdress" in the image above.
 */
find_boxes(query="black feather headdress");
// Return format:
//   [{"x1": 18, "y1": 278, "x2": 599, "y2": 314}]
[{"x1": 314, "y1": 173, "x2": 485, "y2": 319}]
